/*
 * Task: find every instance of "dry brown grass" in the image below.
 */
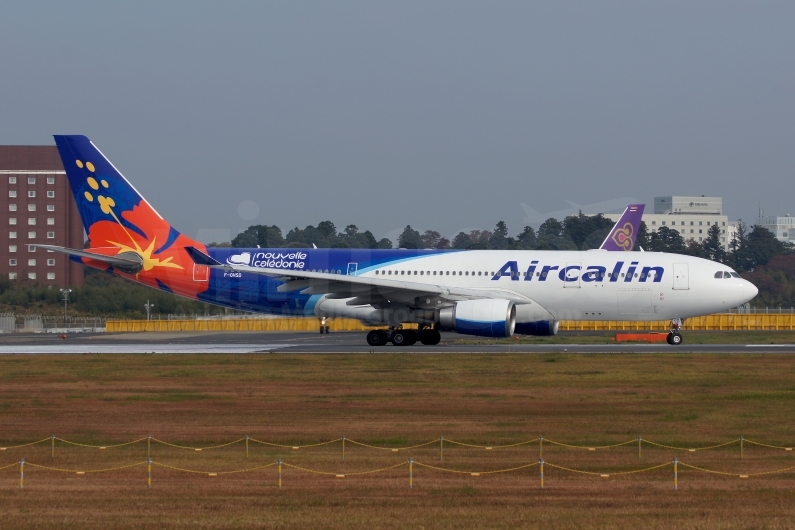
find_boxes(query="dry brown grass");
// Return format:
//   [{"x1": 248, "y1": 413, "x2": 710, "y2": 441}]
[{"x1": 1, "y1": 352, "x2": 794, "y2": 529}]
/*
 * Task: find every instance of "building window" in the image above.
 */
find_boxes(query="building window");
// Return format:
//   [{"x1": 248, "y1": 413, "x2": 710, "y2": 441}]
[
  {"x1": 9, "y1": 259, "x2": 16, "y2": 266},
  {"x1": 699, "y1": 221, "x2": 703, "y2": 225},
  {"x1": 47, "y1": 177, "x2": 55, "y2": 184},
  {"x1": 9, "y1": 204, "x2": 16, "y2": 211},
  {"x1": 9, "y1": 245, "x2": 16, "y2": 253},
  {"x1": 28, "y1": 177, "x2": 36, "y2": 184},
  {"x1": 47, "y1": 218, "x2": 54, "y2": 225},
  {"x1": 47, "y1": 191, "x2": 55, "y2": 198},
  {"x1": 47, "y1": 272, "x2": 55, "y2": 280},
  {"x1": 9, "y1": 218, "x2": 16, "y2": 225},
  {"x1": 28, "y1": 259, "x2": 36, "y2": 266},
  {"x1": 651, "y1": 221, "x2": 656, "y2": 225},
  {"x1": 47, "y1": 259, "x2": 55, "y2": 266},
  {"x1": 8, "y1": 176, "x2": 16, "y2": 184},
  {"x1": 9, "y1": 273, "x2": 17, "y2": 280},
  {"x1": 47, "y1": 205, "x2": 54, "y2": 212},
  {"x1": 690, "y1": 229, "x2": 694, "y2": 233},
  {"x1": 28, "y1": 272, "x2": 36, "y2": 280},
  {"x1": 28, "y1": 245, "x2": 36, "y2": 252},
  {"x1": 9, "y1": 232, "x2": 16, "y2": 239},
  {"x1": 28, "y1": 204, "x2": 36, "y2": 212},
  {"x1": 662, "y1": 221, "x2": 666, "y2": 225},
  {"x1": 27, "y1": 231, "x2": 35, "y2": 239},
  {"x1": 690, "y1": 221, "x2": 694, "y2": 225},
  {"x1": 28, "y1": 191, "x2": 36, "y2": 198},
  {"x1": 9, "y1": 190, "x2": 16, "y2": 198},
  {"x1": 28, "y1": 218, "x2": 36, "y2": 225},
  {"x1": 699, "y1": 229, "x2": 703, "y2": 234},
  {"x1": 47, "y1": 232, "x2": 54, "y2": 239}
]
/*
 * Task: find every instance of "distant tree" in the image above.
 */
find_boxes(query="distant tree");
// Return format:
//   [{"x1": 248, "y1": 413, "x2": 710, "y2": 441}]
[
  {"x1": 733, "y1": 225, "x2": 790, "y2": 271},
  {"x1": 648, "y1": 226, "x2": 686, "y2": 254},
  {"x1": 231, "y1": 225, "x2": 284, "y2": 248},
  {"x1": 515, "y1": 226, "x2": 537, "y2": 249},
  {"x1": 467, "y1": 230, "x2": 491, "y2": 250},
  {"x1": 317, "y1": 221, "x2": 337, "y2": 238},
  {"x1": 488, "y1": 221, "x2": 510, "y2": 250},
  {"x1": 701, "y1": 224, "x2": 726, "y2": 263},
  {"x1": 537, "y1": 217, "x2": 576, "y2": 250},
  {"x1": 397, "y1": 225, "x2": 423, "y2": 249},
  {"x1": 421, "y1": 230, "x2": 442, "y2": 249},
  {"x1": 375, "y1": 238, "x2": 393, "y2": 249},
  {"x1": 562, "y1": 212, "x2": 614, "y2": 250},
  {"x1": 635, "y1": 221, "x2": 650, "y2": 251},
  {"x1": 452, "y1": 232, "x2": 471, "y2": 250}
]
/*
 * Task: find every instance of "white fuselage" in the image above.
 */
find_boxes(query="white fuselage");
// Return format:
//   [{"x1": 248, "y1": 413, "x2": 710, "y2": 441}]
[{"x1": 316, "y1": 250, "x2": 757, "y2": 323}]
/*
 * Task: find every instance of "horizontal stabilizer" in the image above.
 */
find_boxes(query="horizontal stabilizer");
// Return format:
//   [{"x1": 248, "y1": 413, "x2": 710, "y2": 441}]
[
  {"x1": 185, "y1": 246, "x2": 223, "y2": 266},
  {"x1": 31, "y1": 245, "x2": 143, "y2": 273}
]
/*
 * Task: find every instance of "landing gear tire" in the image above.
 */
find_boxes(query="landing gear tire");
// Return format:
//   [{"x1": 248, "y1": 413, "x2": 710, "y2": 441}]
[
  {"x1": 667, "y1": 332, "x2": 683, "y2": 345},
  {"x1": 391, "y1": 330, "x2": 417, "y2": 346},
  {"x1": 319, "y1": 326, "x2": 330, "y2": 334},
  {"x1": 366, "y1": 330, "x2": 388, "y2": 347},
  {"x1": 419, "y1": 329, "x2": 441, "y2": 345}
]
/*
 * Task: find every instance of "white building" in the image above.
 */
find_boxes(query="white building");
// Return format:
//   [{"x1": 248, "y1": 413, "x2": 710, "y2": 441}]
[
  {"x1": 602, "y1": 196, "x2": 731, "y2": 249},
  {"x1": 756, "y1": 215, "x2": 795, "y2": 244}
]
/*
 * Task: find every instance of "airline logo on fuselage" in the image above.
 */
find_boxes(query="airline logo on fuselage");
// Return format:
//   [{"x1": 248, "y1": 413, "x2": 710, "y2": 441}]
[
  {"x1": 492, "y1": 260, "x2": 664, "y2": 283},
  {"x1": 241, "y1": 251, "x2": 307, "y2": 269}
]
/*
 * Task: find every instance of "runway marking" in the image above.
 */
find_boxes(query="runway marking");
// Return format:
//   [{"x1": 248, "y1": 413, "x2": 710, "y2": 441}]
[
  {"x1": 744, "y1": 344, "x2": 795, "y2": 347},
  {"x1": 0, "y1": 344, "x2": 296, "y2": 354}
]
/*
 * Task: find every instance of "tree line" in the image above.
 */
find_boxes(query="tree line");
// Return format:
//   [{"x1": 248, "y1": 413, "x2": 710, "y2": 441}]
[{"x1": 0, "y1": 214, "x2": 792, "y2": 316}]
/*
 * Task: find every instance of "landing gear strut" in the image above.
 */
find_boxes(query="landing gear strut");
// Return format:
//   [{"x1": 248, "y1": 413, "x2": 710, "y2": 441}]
[
  {"x1": 667, "y1": 318, "x2": 683, "y2": 345},
  {"x1": 319, "y1": 317, "x2": 330, "y2": 334}
]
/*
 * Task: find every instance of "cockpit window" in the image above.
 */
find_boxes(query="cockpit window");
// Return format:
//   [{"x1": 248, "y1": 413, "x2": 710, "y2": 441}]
[
  {"x1": 730, "y1": 272, "x2": 741, "y2": 278},
  {"x1": 714, "y1": 271, "x2": 723, "y2": 278},
  {"x1": 724, "y1": 271, "x2": 732, "y2": 278}
]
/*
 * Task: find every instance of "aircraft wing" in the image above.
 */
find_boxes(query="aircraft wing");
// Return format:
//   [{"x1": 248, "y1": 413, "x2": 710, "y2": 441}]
[{"x1": 185, "y1": 247, "x2": 532, "y2": 307}]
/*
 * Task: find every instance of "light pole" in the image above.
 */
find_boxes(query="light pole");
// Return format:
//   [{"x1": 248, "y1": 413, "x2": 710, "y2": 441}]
[
  {"x1": 144, "y1": 300, "x2": 154, "y2": 321},
  {"x1": 60, "y1": 288, "x2": 72, "y2": 323}
]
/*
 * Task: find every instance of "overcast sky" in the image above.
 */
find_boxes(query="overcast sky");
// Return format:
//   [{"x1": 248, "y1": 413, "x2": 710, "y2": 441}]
[{"x1": 1, "y1": 2, "x2": 793, "y2": 243}]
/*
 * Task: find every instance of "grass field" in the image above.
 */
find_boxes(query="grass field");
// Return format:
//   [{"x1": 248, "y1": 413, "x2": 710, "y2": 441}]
[{"x1": 1, "y1": 352, "x2": 795, "y2": 529}]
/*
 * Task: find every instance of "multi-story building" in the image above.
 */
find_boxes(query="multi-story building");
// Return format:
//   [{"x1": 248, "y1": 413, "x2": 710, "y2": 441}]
[
  {"x1": 602, "y1": 196, "x2": 731, "y2": 249},
  {"x1": 756, "y1": 215, "x2": 795, "y2": 244},
  {"x1": 0, "y1": 146, "x2": 84, "y2": 287}
]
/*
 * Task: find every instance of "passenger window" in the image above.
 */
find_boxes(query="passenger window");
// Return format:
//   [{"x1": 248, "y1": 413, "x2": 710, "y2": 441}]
[{"x1": 714, "y1": 272, "x2": 722, "y2": 278}]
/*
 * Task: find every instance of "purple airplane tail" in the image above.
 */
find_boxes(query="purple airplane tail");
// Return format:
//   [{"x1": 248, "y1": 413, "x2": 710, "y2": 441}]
[{"x1": 600, "y1": 204, "x2": 645, "y2": 251}]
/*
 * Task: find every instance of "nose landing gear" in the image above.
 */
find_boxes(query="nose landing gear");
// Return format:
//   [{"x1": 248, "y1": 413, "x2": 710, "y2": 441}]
[{"x1": 667, "y1": 318, "x2": 683, "y2": 345}]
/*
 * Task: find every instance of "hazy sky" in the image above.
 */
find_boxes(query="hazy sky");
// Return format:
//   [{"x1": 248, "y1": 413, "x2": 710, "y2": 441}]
[{"x1": 1, "y1": 2, "x2": 793, "y2": 244}]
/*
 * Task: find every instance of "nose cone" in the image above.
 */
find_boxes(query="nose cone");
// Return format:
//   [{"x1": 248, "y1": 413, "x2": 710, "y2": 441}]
[{"x1": 745, "y1": 280, "x2": 759, "y2": 301}]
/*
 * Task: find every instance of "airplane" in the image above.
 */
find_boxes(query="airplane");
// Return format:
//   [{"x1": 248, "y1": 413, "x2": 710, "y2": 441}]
[{"x1": 37, "y1": 135, "x2": 758, "y2": 347}]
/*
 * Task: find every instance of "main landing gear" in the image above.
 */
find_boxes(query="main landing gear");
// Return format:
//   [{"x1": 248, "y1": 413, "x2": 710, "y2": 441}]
[
  {"x1": 366, "y1": 327, "x2": 441, "y2": 347},
  {"x1": 666, "y1": 318, "x2": 683, "y2": 345}
]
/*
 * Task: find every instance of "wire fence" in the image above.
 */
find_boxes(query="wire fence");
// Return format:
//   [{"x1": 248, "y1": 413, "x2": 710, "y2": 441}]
[{"x1": 2, "y1": 434, "x2": 794, "y2": 490}]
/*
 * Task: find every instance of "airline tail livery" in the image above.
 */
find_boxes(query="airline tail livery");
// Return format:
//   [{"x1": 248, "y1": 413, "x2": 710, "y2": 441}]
[{"x1": 39, "y1": 135, "x2": 758, "y2": 347}]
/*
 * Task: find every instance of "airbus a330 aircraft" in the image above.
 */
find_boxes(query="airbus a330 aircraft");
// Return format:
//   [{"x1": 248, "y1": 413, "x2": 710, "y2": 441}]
[{"x1": 38, "y1": 135, "x2": 758, "y2": 347}]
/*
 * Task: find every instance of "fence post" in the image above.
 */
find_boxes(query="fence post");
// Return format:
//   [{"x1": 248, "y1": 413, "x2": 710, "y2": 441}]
[
  {"x1": 440, "y1": 436, "x2": 444, "y2": 461},
  {"x1": 19, "y1": 458, "x2": 24, "y2": 489},
  {"x1": 740, "y1": 436, "x2": 743, "y2": 459},
  {"x1": 51, "y1": 434, "x2": 55, "y2": 459},
  {"x1": 539, "y1": 436, "x2": 543, "y2": 459},
  {"x1": 245, "y1": 435, "x2": 249, "y2": 458},
  {"x1": 638, "y1": 436, "x2": 642, "y2": 460},
  {"x1": 539, "y1": 458, "x2": 544, "y2": 489},
  {"x1": 408, "y1": 458, "x2": 414, "y2": 489},
  {"x1": 147, "y1": 458, "x2": 152, "y2": 489},
  {"x1": 342, "y1": 436, "x2": 346, "y2": 462},
  {"x1": 147, "y1": 435, "x2": 151, "y2": 458},
  {"x1": 673, "y1": 458, "x2": 678, "y2": 491},
  {"x1": 277, "y1": 458, "x2": 282, "y2": 488}
]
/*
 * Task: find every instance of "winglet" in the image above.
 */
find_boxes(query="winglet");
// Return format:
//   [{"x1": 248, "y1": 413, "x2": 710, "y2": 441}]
[
  {"x1": 600, "y1": 204, "x2": 645, "y2": 251},
  {"x1": 185, "y1": 246, "x2": 223, "y2": 266}
]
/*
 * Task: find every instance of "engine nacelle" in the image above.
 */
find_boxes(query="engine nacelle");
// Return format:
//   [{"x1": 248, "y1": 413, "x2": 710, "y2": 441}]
[
  {"x1": 439, "y1": 299, "x2": 516, "y2": 338},
  {"x1": 514, "y1": 320, "x2": 559, "y2": 336}
]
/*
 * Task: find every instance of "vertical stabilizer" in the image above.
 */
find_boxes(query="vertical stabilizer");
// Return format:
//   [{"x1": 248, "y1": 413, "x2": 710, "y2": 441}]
[{"x1": 600, "y1": 204, "x2": 645, "y2": 251}]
